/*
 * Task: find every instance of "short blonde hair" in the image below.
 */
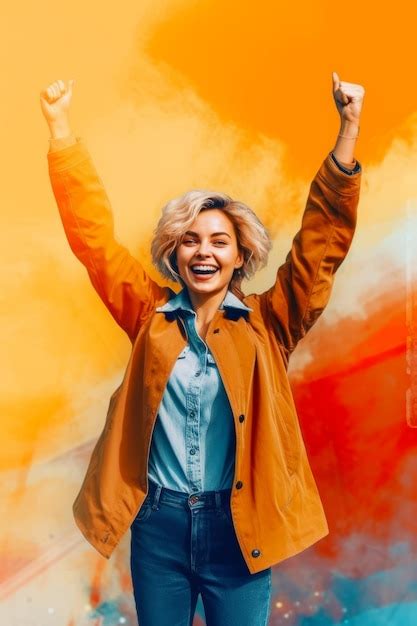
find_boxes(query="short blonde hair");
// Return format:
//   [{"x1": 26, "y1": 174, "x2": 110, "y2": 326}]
[{"x1": 151, "y1": 190, "x2": 272, "y2": 298}]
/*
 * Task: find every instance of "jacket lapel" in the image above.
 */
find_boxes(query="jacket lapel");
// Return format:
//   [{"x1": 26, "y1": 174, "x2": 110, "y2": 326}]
[
  {"x1": 206, "y1": 313, "x2": 257, "y2": 418},
  {"x1": 136, "y1": 304, "x2": 257, "y2": 424},
  {"x1": 141, "y1": 314, "x2": 187, "y2": 420}
]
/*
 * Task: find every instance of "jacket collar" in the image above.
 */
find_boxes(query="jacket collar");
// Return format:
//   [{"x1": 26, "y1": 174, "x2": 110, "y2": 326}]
[{"x1": 156, "y1": 287, "x2": 252, "y2": 316}]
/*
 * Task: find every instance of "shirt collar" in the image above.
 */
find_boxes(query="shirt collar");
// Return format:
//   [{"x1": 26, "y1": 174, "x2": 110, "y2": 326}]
[{"x1": 155, "y1": 287, "x2": 252, "y2": 314}]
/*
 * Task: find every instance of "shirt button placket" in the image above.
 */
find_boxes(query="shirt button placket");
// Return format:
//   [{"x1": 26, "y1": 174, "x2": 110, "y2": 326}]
[{"x1": 186, "y1": 314, "x2": 205, "y2": 491}]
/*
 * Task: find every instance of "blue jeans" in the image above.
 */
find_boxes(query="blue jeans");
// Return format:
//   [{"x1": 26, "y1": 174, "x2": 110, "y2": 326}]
[{"x1": 130, "y1": 478, "x2": 272, "y2": 625}]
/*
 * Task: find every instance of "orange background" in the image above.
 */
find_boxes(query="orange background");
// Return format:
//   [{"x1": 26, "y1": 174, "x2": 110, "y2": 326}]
[{"x1": 1, "y1": 1, "x2": 417, "y2": 624}]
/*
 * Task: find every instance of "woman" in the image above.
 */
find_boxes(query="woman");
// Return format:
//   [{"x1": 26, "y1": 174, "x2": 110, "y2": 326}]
[{"x1": 40, "y1": 74, "x2": 364, "y2": 626}]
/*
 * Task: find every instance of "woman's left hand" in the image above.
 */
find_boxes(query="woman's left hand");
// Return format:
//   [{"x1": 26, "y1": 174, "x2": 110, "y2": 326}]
[{"x1": 332, "y1": 72, "x2": 365, "y2": 125}]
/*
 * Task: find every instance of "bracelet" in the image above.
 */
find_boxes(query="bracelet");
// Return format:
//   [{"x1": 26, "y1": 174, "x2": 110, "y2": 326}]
[{"x1": 338, "y1": 125, "x2": 360, "y2": 140}]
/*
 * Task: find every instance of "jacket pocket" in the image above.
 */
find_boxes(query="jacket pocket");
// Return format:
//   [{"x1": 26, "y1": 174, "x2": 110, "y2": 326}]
[{"x1": 274, "y1": 391, "x2": 302, "y2": 476}]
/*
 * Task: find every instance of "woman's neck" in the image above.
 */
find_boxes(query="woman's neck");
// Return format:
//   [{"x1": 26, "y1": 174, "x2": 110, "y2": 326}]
[{"x1": 187, "y1": 286, "x2": 228, "y2": 324}]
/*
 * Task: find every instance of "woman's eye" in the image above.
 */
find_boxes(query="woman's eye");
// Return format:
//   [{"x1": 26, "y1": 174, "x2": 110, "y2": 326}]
[{"x1": 181, "y1": 239, "x2": 226, "y2": 245}]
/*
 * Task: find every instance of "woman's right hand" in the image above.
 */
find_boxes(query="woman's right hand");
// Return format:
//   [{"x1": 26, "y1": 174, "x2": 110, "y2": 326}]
[{"x1": 40, "y1": 79, "x2": 75, "y2": 136}]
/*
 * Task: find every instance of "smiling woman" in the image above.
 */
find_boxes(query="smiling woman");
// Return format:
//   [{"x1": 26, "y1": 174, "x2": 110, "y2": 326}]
[
  {"x1": 151, "y1": 190, "x2": 271, "y2": 299},
  {"x1": 40, "y1": 75, "x2": 363, "y2": 626}
]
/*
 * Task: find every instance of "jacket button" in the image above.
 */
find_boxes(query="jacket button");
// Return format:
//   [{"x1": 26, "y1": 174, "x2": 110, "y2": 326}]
[
  {"x1": 235, "y1": 481, "x2": 243, "y2": 489},
  {"x1": 239, "y1": 414, "x2": 245, "y2": 423},
  {"x1": 251, "y1": 549, "x2": 261, "y2": 558},
  {"x1": 213, "y1": 328, "x2": 220, "y2": 334}
]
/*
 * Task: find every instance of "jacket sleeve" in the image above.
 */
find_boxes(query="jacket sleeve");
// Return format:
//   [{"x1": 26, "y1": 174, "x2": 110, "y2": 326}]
[
  {"x1": 259, "y1": 151, "x2": 362, "y2": 353},
  {"x1": 47, "y1": 137, "x2": 168, "y2": 342}
]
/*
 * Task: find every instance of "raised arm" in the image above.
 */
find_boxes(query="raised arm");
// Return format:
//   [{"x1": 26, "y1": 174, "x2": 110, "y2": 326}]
[
  {"x1": 258, "y1": 72, "x2": 365, "y2": 353},
  {"x1": 40, "y1": 79, "x2": 168, "y2": 342}
]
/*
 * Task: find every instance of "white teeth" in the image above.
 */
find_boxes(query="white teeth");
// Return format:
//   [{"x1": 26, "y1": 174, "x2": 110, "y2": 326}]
[{"x1": 191, "y1": 265, "x2": 218, "y2": 271}]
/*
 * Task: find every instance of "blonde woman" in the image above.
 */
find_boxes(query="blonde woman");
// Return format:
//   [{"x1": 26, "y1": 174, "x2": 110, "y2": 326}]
[{"x1": 40, "y1": 74, "x2": 364, "y2": 626}]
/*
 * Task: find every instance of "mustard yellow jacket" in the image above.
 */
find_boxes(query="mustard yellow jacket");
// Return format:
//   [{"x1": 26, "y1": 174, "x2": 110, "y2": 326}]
[{"x1": 48, "y1": 138, "x2": 361, "y2": 574}]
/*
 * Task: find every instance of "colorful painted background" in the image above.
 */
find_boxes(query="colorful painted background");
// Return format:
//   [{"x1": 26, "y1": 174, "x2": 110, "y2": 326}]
[{"x1": 1, "y1": 1, "x2": 417, "y2": 624}]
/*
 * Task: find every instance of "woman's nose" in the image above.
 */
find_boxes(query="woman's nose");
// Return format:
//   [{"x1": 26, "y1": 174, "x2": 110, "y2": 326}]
[{"x1": 196, "y1": 241, "x2": 212, "y2": 256}]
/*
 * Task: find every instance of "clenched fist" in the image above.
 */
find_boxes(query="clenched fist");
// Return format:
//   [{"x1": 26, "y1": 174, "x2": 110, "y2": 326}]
[
  {"x1": 40, "y1": 79, "x2": 75, "y2": 128},
  {"x1": 332, "y1": 72, "x2": 365, "y2": 125}
]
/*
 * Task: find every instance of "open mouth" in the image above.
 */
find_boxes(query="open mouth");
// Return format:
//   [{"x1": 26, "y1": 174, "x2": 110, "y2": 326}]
[{"x1": 190, "y1": 264, "x2": 219, "y2": 276}]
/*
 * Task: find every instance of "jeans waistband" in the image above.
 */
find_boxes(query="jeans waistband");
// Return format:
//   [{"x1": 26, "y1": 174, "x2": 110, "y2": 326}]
[{"x1": 147, "y1": 477, "x2": 232, "y2": 511}]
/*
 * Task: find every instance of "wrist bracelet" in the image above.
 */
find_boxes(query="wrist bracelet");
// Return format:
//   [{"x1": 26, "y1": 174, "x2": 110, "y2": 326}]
[{"x1": 338, "y1": 125, "x2": 360, "y2": 139}]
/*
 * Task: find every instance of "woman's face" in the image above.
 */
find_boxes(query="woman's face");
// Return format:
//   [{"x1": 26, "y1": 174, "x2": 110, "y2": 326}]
[{"x1": 175, "y1": 209, "x2": 244, "y2": 298}]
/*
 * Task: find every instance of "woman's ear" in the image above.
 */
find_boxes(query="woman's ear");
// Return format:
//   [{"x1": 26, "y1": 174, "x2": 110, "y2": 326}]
[{"x1": 235, "y1": 250, "x2": 244, "y2": 270}]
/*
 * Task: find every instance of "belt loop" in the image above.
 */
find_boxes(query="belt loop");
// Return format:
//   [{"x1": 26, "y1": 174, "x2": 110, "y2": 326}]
[
  {"x1": 152, "y1": 484, "x2": 162, "y2": 510},
  {"x1": 215, "y1": 491, "x2": 221, "y2": 510}
]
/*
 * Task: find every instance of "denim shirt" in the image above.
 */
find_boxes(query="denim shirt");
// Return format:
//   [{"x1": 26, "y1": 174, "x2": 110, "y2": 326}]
[{"x1": 147, "y1": 288, "x2": 252, "y2": 493}]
